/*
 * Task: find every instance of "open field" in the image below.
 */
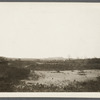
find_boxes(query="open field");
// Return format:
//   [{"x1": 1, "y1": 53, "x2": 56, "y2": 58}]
[
  {"x1": 15, "y1": 70, "x2": 100, "y2": 92},
  {"x1": 24, "y1": 70, "x2": 100, "y2": 87},
  {"x1": 0, "y1": 57, "x2": 100, "y2": 92}
]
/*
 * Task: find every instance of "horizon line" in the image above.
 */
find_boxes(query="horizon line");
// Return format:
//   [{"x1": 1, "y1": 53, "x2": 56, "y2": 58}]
[{"x1": 0, "y1": 56, "x2": 100, "y2": 59}]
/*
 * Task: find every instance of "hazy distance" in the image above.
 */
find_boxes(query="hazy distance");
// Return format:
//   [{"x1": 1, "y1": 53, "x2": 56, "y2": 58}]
[{"x1": 0, "y1": 3, "x2": 100, "y2": 59}]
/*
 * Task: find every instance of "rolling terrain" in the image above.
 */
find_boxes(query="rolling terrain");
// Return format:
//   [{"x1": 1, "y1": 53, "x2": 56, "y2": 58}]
[{"x1": 0, "y1": 56, "x2": 100, "y2": 92}]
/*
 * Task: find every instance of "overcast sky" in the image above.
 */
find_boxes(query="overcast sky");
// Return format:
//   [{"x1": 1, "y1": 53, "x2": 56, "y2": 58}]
[{"x1": 0, "y1": 3, "x2": 100, "y2": 58}]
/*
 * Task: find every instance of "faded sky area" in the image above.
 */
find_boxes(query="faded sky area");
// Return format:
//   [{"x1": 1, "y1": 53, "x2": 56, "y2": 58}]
[{"x1": 0, "y1": 3, "x2": 100, "y2": 58}]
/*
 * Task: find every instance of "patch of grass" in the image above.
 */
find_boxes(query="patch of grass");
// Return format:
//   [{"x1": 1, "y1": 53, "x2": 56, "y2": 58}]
[
  {"x1": 14, "y1": 76, "x2": 100, "y2": 92},
  {"x1": 63, "y1": 76, "x2": 100, "y2": 92},
  {"x1": 28, "y1": 71, "x2": 40, "y2": 81}
]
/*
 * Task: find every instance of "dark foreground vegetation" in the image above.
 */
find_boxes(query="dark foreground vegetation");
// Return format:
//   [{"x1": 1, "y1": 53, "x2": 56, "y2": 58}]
[
  {"x1": 0, "y1": 57, "x2": 30, "y2": 92},
  {"x1": 0, "y1": 56, "x2": 100, "y2": 92}
]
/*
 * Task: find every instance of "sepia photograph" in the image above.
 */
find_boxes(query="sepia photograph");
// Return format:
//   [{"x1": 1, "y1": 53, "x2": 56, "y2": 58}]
[{"x1": 0, "y1": 3, "x2": 100, "y2": 96}]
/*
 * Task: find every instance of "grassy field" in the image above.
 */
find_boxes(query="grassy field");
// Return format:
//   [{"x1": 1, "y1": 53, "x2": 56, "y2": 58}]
[
  {"x1": 14, "y1": 76, "x2": 100, "y2": 92},
  {"x1": 0, "y1": 56, "x2": 100, "y2": 92},
  {"x1": 22, "y1": 70, "x2": 100, "y2": 86}
]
